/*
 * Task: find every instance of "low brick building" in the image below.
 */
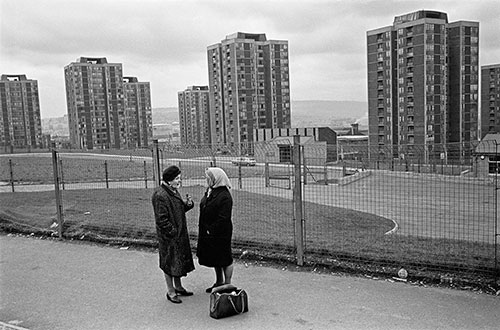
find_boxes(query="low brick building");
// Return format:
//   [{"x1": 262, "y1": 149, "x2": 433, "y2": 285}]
[
  {"x1": 475, "y1": 133, "x2": 500, "y2": 176},
  {"x1": 253, "y1": 127, "x2": 337, "y2": 164}
]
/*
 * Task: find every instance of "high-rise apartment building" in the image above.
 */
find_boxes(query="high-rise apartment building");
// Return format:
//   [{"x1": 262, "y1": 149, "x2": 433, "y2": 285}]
[
  {"x1": 178, "y1": 86, "x2": 211, "y2": 146},
  {"x1": 207, "y1": 32, "x2": 291, "y2": 151},
  {"x1": 64, "y1": 57, "x2": 152, "y2": 149},
  {"x1": 367, "y1": 10, "x2": 479, "y2": 162},
  {"x1": 123, "y1": 77, "x2": 153, "y2": 148},
  {"x1": 447, "y1": 21, "x2": 479, "y2": 157},
  {"x1": 481, "y1": 64, "x2": 500, "y2": 137},
  {"x1": 0, "y1": 74, "x2": 42, "y2": 150},
  {"x1": 65, "y1": 57, "x2": 124, "y2": 149}
]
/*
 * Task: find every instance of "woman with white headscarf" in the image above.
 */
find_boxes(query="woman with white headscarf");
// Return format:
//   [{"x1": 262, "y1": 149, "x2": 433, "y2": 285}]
[{"x1": 196, "y1": 167, "x2": 234, "y2": 292}]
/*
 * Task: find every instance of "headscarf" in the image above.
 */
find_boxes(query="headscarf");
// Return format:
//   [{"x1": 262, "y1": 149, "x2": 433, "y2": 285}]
[{"x1": 205, "y1": 167, "x2": 231, "y2": 191}]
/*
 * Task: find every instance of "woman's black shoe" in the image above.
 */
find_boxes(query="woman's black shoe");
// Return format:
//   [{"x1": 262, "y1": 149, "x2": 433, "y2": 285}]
[
  {"x1": 175, "y1": 288, "x2": 194, "y2": 296},
  {"x1": 166, "y1": 292, "x2": 182, "y2": 304}
]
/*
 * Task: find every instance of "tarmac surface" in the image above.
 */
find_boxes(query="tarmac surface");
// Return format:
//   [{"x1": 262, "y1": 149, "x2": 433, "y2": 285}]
[{"x1": 1, "y1": 234, "x2": 499, "y2": 330}]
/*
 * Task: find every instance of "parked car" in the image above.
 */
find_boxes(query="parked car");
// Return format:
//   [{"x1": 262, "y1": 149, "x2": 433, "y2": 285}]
[{"x1": 231, "y1": 157, "x2": 257, "y2": 166}]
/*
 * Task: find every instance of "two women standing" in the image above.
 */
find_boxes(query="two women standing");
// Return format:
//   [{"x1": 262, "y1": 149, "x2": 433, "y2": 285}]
[{"x1": 151, "y1": 165, "x2": 234, "y2": 304}]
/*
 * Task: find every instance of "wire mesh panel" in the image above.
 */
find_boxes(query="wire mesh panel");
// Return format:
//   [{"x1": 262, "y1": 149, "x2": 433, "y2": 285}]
[
  {"x1": 49, "y1": 146, "x2": 298, "y2": 260},
  {"x1": 0, "y1": 154, "x2": 55, "y2": 186},
  {"x1": 0, "y1": 140, "x2": 499, "y2": 284},
  {"x1": 302, "y1": 142, "x2": 498, "y2": 280}
]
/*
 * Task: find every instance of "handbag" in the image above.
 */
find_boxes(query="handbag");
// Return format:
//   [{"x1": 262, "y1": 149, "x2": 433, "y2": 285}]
[{"x1": 209, "y1": 284, "x2": 249, "y2": 319}]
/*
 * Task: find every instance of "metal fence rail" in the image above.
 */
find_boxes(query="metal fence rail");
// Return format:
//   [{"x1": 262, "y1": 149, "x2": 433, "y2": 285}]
[{"x1": 1, "y1": 139, "x2": 498, "y2": 285}]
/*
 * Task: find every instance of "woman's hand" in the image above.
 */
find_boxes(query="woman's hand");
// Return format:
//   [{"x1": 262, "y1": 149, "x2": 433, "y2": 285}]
[{"x1": 186, "y1": 194, "x2": 193, "y2": 207}]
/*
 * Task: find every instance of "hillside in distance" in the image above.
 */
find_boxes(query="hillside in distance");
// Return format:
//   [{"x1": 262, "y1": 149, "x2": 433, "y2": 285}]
[
  {"x1": 41, "y1": 101, "x2": 368, "y2": 136},
  {"x1": 152, "y1": 100, "x2": 368, "y2": 128},
  {"x1": 291, "y1": 100, "x2": 368, "y2": 128},
  {"x1": 152, "y1": 107, "x2": 179, "y2": 124}
]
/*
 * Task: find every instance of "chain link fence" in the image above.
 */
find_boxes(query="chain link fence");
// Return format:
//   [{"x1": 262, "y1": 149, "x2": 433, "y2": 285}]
[{"x1": 1, "y1": 139, "x2": 499, "y2": 288}]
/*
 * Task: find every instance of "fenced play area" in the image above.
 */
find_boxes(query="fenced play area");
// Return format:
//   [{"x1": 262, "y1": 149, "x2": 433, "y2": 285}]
[{"x1": 1, "y1": 139, "x2": 499, "y2": 288}]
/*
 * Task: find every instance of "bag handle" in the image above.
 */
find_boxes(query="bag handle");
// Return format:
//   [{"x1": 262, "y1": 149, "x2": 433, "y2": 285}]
[
  {"x1": 228, "y1": 293, "x2": 245, "y2": 314},
  {"x1": 210, "y1": 298, "x2": 219, "y2": 313}
]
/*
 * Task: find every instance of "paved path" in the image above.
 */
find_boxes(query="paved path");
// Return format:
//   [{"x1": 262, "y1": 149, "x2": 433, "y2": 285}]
[{"x1": 1, "y1": 234, "x2": 499, "y2": 330}]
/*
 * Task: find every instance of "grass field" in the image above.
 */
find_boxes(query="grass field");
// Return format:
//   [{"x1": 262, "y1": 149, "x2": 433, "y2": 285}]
[
  {"x1": 0, "y1": 153, "x2": 268, "y2": 185},
  {"x1": 0, "y1": 187, "x2": 393, "y2": 246}
]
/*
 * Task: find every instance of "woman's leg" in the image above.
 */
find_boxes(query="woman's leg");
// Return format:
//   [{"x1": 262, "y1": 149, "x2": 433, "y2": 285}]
[
  {"x1": 164, "y1": 273, "x2": 181, "y2": 303},
  {"x1": 173, "y1": 276, "x2": 183, "y2": 290},
  {"x1": 214, "y1": 267, "x2": 224, "y2": 285},
  {"x1": 164, "y1": 273, "x2": 176, "y2": 294},
  {"x1": 222, "y1": 263, "x2": 233, "y2": 284},
  {"x1": 206, "y1": 267, "x2": 225, "y2": 292}
]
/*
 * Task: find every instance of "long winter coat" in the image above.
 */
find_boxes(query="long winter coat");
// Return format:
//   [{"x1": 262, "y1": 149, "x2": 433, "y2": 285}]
[
  {"x1": 152, "y1": 184, "x2": 195, "y2": 277},
  {"x1": 196, "y1": 186, "x2": 233, "y2": 267}
]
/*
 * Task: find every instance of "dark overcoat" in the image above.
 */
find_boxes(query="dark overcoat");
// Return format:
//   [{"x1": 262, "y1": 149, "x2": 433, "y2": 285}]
[
  {"x1": 196, "y1": 186, "x2": 233, "y2": 267},
  {"x1": 151, "y1": 184, "x2": 195, "y2": 277}
]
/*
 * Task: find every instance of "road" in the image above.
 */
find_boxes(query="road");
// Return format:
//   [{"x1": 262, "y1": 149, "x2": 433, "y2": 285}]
[{"x1": 1, "y1": 234, "x2": 499, "y2": 330}]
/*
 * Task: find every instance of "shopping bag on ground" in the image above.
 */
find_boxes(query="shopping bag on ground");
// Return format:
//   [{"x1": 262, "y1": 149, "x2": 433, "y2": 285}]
[{"x1": 209, "y1": 284, "x2": 249, "y2": 319}]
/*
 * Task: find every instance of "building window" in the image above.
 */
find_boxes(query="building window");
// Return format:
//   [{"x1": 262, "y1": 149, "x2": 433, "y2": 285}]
[
  {"x1": 488, "y1": 156, "x2": 500, "y2": 174},
  {"x1": 278, "y1": 144, "x2": 292, "y2": 163}
]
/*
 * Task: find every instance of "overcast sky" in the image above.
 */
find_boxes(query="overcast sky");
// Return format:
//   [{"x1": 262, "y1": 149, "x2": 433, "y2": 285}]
[{"x1": 1, "y1": 0, "x2": 499, "y2": 118}]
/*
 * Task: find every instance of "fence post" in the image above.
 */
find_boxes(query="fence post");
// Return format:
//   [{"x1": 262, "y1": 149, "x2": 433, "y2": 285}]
[
  {"x1": 495, "y1": 142, "x2": 499, "y2": 279},
  {"x1": 59, "y1": 158, "x2": 65, "y2": 190},
  {"x1": 152, "y1": 139, "x2": 161, "y2": 187},
  {"x1": 265, "y1": 162, "x2": 270, "y2": 187},
  {"x1": 104, "y1": 161, "x2": 109, "y2": 189},
  {"x1": 9, "y1": 159, "x2": 14, "y2": 192},
  {"x1": 144, "y1": 160, "x2": 148, "y2": 189},
  {"x1": 238, "y1": 163, "x2": 242, "y2": 189},
  {"x1": 293, "y1": 135, "x2": 304, "y2": 266},
  {"x1": 302, "y1": 154, "x2": 307, "y2": 185},
  {"x1": 51, "y1": 146, "x2": 64, "y2": 239}
]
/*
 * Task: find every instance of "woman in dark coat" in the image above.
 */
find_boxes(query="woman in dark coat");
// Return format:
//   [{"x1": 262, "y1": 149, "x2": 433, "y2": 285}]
[
  {"x1": 196, "y1": 167, "x2": 234, "y2": 293},
  {"x1": 152, "y1": 165, "x2": 195, "y2": 304}
]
